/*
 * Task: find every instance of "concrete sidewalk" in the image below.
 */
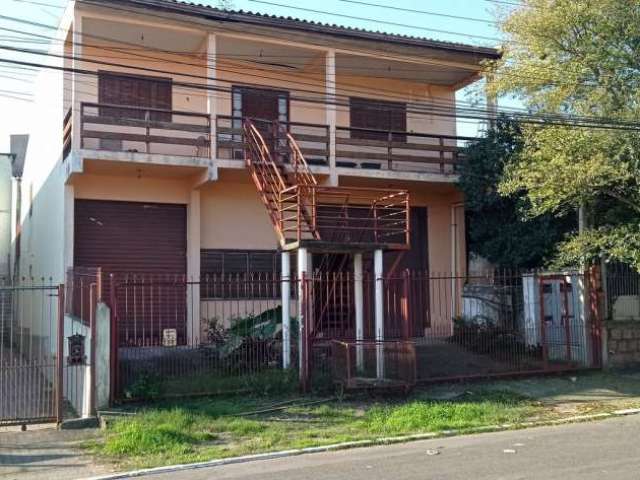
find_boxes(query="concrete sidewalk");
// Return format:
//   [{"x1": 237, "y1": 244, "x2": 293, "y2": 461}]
[{"x1": 0, "y1": 427, "x2": 108, "y2": 480}]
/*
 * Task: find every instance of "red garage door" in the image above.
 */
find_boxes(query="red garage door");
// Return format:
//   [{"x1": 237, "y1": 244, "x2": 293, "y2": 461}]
[{"x1": 74, "y1": 200, "x2": 187, "y2": 345}]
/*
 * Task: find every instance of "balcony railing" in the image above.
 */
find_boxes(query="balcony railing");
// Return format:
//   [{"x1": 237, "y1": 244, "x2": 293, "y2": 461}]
[
  {"x1": 216, "y1": 115, "x2": 470, "y2": 174},
  {"x1": 335, "y1": 126, "x2": 472, "y2": 174},
  {"x1": 216, "y1": 115, "x2": 330, "y2": 166},
  {"x1": 72, "y1": 106, "x2": 469, "y2": 175},
  {"x1": 278, "y1": 185, "x2": 410, "y2": 250},
  {"x1": 80, "y1": 102, "x2": 211, "y2": 157}
]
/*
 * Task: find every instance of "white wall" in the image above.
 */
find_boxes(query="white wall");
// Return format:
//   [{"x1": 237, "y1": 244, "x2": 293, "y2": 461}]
[
  {"x1": 0, "y1": 155, "x2": 11, "y2": 277},
  {"x1": 17, "y1": 31, "x2": 67, "y2": 282}
]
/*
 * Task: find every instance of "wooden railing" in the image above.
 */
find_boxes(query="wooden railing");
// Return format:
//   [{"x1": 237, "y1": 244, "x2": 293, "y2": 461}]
[
  {"x1": 216, "y1": 115, "x2": 330, "y2": 166},
  {"x1": 62, "y1": 107, "x2": 72, "y2": 160},
  {"x1": 80, "y1": 102, "x2": 211, "y2": 157},
  {"x1": 279, "y1": 185, "x2": 410, "y2": 250},
  {"x1": 216, "y1": 115, "x2": 469, "y2": 174},
  {"x1": 335, "y1": 126, "x2": 472, "y2": 174}
]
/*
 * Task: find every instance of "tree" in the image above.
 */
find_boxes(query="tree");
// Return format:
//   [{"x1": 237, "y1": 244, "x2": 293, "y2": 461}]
[
  {"x1": 458, "y1": 117, "x2": 573, "y2": 268},
  {"x1": 487, "y1": 0, "x2": 640, "y2": 269}
]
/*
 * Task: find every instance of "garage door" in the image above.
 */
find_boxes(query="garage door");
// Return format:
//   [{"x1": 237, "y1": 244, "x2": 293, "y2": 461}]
[{"x1": 74, "y1": 200, "x2": 187, "y2": 344}]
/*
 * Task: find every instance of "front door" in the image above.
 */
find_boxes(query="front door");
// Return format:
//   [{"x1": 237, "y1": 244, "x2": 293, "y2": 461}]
[{"x1": 232, "y1": 86, "x2": 289, "y2": 158}]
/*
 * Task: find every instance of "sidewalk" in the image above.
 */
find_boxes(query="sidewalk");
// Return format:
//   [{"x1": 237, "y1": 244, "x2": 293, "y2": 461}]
[{"x1": 0, "y1": 427, "x2": 109, "y2": 480}]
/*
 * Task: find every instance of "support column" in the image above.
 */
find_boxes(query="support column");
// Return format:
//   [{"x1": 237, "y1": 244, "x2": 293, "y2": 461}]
[
  {"x1": 325, "y1": 49, "x2": 337, "y2": 186},
  {"x1": 63, "y1": 184, "x2": 74, "y2": 273},
  {"x1": 297, "y1": 247, "x2": 309, "y2": 378},
  {"x1": 354, "y1": 253, "x2": 364, "y2": 370},
  {"x1": 281, "y1": 251, "x2": 291, "y2": 369},
  {"x1": 207, "y1": 34, "x2": 218, "y2": 159},
  {"x1": 187, "y1": 190, "x2": 201, "y2": 343},
  {"x1": 374, "y1": 249, "x2": 384, "y2": 380}
]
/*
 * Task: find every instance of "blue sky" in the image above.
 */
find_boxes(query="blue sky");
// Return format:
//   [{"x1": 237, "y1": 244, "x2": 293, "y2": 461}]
[{"x1": 0, "y1": 0, "x2": 513, "y2": 152}]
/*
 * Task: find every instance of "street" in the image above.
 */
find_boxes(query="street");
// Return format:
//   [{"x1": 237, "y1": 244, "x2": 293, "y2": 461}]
[{"x1": 145, "y1": 414, "x2": 640, "y2": 480}]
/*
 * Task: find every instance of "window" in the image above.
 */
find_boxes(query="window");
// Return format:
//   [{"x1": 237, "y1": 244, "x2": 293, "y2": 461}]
[
  {"x1": 200, "y1": 249, "x2": 295, "y2": 298},
  {"x1": 98, "y1": 71, "x2": 172, "y2": 121},
  {"x1": 349, "y1": 97, "x2": 407, "y2": 141}
]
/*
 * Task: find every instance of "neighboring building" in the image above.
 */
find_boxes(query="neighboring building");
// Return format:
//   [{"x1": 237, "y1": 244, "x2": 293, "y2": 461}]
[
  {"x1": 0, "y1": 153, "x2": 12, "y2": 279},
  {"x1": 15, "y1": 0, "x2": 503, "y2": 397}
]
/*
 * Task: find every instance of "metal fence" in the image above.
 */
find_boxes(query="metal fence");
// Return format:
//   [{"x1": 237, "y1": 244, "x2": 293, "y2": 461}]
[
  {"x1": 104, "y1": 268, "x2": 602, "y2": 401},
  {"x1": 110, "y1": 273, "x2": 297, "y2": 400},
  {"x1": 0, "y1": 277, "x2": 62, "y2": 426}
]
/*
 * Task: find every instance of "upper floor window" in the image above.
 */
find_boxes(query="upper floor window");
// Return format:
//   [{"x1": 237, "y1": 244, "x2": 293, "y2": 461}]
[
  {"x1": 349, "y1": 97, "x2": 407, "y2": 141},
  {"x1": 98, "y1": 71, "x2": 173, "y2": 122}
]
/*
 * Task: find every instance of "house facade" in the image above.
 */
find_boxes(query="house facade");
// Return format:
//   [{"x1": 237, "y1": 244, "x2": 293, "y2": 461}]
[
  {"x1": 21, "y1": 2, "x2": 499, "y2": 284},
  {"x1": 12, "y1": 0, "x2": 510, "y2": 402}
]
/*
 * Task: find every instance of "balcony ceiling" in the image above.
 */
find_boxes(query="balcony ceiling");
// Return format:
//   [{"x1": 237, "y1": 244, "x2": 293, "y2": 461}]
[
  {"x1": 216, "y1": 37, "x2": 472, "y2": 86},
  {"x1": 83, "y1": 18, "x2": 206, "y2": 52},
  {"x1": 81, "y1": 19, "x2": 474, "y2": 86}
]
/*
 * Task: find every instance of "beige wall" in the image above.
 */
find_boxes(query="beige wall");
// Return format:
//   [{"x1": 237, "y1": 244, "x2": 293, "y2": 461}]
[
  {"x1": 200, "y1": 177, "x2": 279, "y2": 250},
  {"x1": 71, "y1": 38, "x2": 459, "y2": 147},
  {"x1": 73, "y1": 173, "x2": 192, "y2": 204}
]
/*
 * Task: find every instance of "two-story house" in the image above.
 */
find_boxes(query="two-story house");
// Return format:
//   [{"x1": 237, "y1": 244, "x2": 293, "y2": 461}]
[{"x1": 15, "y1": 0, "x2": 501, "y2": 397}]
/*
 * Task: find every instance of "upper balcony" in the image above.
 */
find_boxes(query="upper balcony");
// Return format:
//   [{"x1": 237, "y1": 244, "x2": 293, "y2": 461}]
[{"x1": 62, "y1": 4, "x2": 495, "y2": 184}]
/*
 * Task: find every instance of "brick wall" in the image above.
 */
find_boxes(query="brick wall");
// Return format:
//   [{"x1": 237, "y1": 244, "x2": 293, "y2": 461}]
[{"x1": 606, "y1": 321, "x2": 640, "y2": 368}]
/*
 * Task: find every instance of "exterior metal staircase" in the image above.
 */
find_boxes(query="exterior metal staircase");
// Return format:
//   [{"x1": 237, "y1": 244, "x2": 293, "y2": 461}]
[{"x1": 243, "y1": 119, "x2": 320, "y2": 249}]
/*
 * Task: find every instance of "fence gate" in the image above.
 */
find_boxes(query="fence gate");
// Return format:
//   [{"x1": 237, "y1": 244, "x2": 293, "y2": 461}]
[
  {"x1": 0, "y1": 278, "x2": 63, "y2": 426},
  {"x1": 538, "y1": 272, "x2": 600, "y2": 369}
]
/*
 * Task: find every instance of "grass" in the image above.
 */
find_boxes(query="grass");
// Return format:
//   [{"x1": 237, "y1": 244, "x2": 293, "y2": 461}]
[
  {"x1": 91, "y1": 371, "x2": 640, "y2": 470},
  {"x1": 91, "y1": 389, "x2": 539, "y2": 470}
]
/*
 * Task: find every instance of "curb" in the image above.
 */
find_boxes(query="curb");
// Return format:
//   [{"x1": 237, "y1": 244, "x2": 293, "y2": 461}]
[{"x1": 87, "y1": 407, "x2": 640, "y2": 480}]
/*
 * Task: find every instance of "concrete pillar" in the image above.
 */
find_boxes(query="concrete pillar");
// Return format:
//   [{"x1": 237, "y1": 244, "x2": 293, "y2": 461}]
[
  {"x1": 207, "y1": 34, "x2": 218, "y2": 159},
  {"x1": 186, "y1": 190, "x2": 201, "y2": 343},
  {"x1": 63, "y1": 184, "x2": 74, "y2": 274},
  {"x1": 325, "y1": 49, "x2": 337, "y2": 186},
  {"x1": 95, "y1": 301, "x2": 111, "y2": 409},
  {"x1": 297, "y1": 247, "x2": 308, "y2": 374},
  {"x1": 281, "y1": 251, "x2": 291, "y2": 369},
  {"x1": 374, "y1": 249, "x2": 384, "y2": 380},
  {"x1": 354, "y1": 253, "x2": 364, "y2": 369}
]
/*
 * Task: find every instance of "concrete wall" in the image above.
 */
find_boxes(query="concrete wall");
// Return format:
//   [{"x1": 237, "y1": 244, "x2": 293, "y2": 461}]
[
  {"x1": 0, "y1": 155, "x2": 11, "y2": 277},
  {"x1": 200, "y1": 178, "x2": 279, "y2": 250}
]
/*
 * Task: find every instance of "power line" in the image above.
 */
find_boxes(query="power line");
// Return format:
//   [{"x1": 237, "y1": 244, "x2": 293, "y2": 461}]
[
  {"x1": 0, "y1": 22, "x2": 508, "y2": 114},
  {"x1": 3, "y1": 54, "x2": 639, "y2": 133},
  {"x1": 0, "y1": 17, "x2": 602, "y2": 116},
  {"x1": 247, "y1": 0, "x2": 506, "y2": 43},
  {"x1": 0, "y1": 7, "x2": 630, "y2": 129},
  {"x1": 336, "y1": 0, "x2": 499, "y2": 25}
]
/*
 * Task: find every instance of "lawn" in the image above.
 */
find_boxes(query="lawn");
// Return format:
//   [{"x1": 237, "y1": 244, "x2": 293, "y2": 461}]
[
  {"x1": 91, "y1": 371, "x2": 640, "y2": 471},
  {"x1": 91, "y1": 387, "x2": 539, "y2": 470}
]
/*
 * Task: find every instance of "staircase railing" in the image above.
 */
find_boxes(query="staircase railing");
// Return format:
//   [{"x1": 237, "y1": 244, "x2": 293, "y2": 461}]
[
  {"x1": 243, "y1": 117, "x2": 410, "y2": 250},
  {"x1": 243, "y1": 120, "x2": 288, "y2": 245}
]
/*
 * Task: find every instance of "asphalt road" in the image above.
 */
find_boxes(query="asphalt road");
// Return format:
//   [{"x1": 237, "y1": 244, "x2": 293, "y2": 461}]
[{"x1": 145, "y1": 414, "x2": 640, "y2": 480}]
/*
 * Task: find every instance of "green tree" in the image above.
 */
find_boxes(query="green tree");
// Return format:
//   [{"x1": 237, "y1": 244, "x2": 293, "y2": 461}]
[
  {"x1": 459, "y1": 117, "x2": 572, "y2": 268},
  {"x1": 487, "y1": 0, "x2": 640, "y2": 269}
]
